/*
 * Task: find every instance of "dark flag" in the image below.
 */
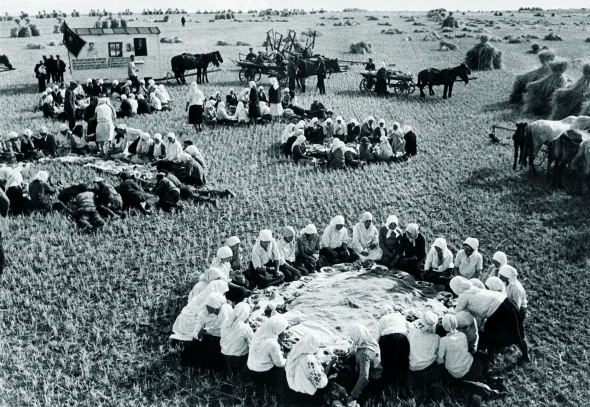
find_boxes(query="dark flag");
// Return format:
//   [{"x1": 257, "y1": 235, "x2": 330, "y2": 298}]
[{"x1": 62, "y1": 21, "x2": 86, "y2": 57}]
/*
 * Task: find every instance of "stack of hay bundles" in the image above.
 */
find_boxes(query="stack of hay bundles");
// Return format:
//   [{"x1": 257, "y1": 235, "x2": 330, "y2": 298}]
[
  {"x1": 510, "y1": 50, "x2": 556, "y2": 103},
  {"x1": 464, "y1": 35, "x2": 503, "y2": 71},
  {"x1": 523, "y1": 60, "x2": 569, "y2": 116},
  {"x1": 550, "y1": 64, "x2": 590, "y2": 120}
]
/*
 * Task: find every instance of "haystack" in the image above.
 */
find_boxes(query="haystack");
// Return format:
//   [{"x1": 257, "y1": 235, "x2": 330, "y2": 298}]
[
  {"x1": 550, "y1": 64, "x2": 590, "y2": 119},
  {"x1": 349, "y1": 41, "x2": 372, "y2": 54},
  {"x1": 510, "y1": 50, "x2": 555, "y2": 103},
  {"x1": 464, "y1": 35, "x2": 503, "y2": 71},
  {"x1": 216, "y1": 40, "x2": 230, "y2": 46},
  {"x1": 544, "y1": 32, "x2": 562, "y2": 41},
  {"x1": 442, "y1": 11, "x2": 459, "y2": 28},
  {"x1": 523, "y1": 60, "x2": 569, "y2": 115},
  {"x1": 439, "y1": 40, "x2": 458, "y2": 50}
]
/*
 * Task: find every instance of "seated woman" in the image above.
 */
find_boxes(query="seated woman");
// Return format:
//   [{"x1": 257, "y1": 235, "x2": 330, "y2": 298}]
[
  {"x1": 188, "y1": 267, "x2": 226, "y2": 302},
  {"x1": 378, "y1": 215, "x2": 402, "y2": 268},
  {"x1": 285, "y1": 333, "x2": 333, "y2": 403},
  {"x1": 136, "y1": 94, "x2": 152, "y2": 115},
  {"x1": 450, "y1": 276, "x2": 529, "y2": 363},
  {"x1": 360, "y1": 116, "x2": 375, "y2": 141},
  {"x1": 437, "y1": 314, "x2": 488, "y2": 381},
  {"x1": 0, "y1": 167, "x2": 27, "y2": 215},
  {"x1": 234, "y1": 101, "x2": 249, "y2": 124},
  {"x1": 327, "y1": 139, "x2": 346, "y2": 169},
  {"x1": 178, "y1": 152, "x2": 207, "y2": 186},
  {"x1": 281, "y1": 126, "x2": 299, "y2": 158},
  {"x1": 343, "y1": 324, "x2": 383, "y2": 402},
  {"x1": 163, "y1": 133, "x2": 183, "y2": 164},
  {"x1": 150, "y1": 92, "x2": 162, "y2": 112},
  {"x1": 20, "y1": 129, "x2": 42, "y2": 160},
  {"x1": 291, "y1": 134, "x2": 312, "y2": 164},
  {"x1": 480, "y1": 251, "x2": 507, "y2": 283},
  {"x1": 259, "y1": 101, "x2": 272, "y2": 122},
  {"x1": 320, "y1": 215, "x2": 358, "y2": 264},
  {"x1": 173, "y1": 280, "x2": 229, "y2": 338},
  {"x1": 498, "y1": 265, "x2": 527, "y2": 319},
  {"x1": 184, "y1": 292, "x2": 232, "y2": 370},
  {"x1": 149, "y1": 133, "x2": 167, "y2": 162},
  {"x1": 376, "y1": 135, "x2": 394, "y2": 162},
  {"x1": 42, "y1": 92, "x2": 57, "y2": 119},
  {"x1": 485, "y1": 276, "x2": 506, "y2": 294},
  {"x1": 52, "y1": 85, "x2": 64, "y2": 105},
  {"x1": 277, "y1": 226, "x2": 306, "y2": 281},
  {"x1": 117, "y1": 94, "x2": 134, "y2": 118},
  {"x1": 343, "y1": 145, "x2": 363, "y2": 168},
  {"x1": 390, "y1": 122, "x2": 406, "y2": 157},
  {"x1": 346, "y1": 119, "x2": 361, "y2": 143},
  {"x1": 394, "y1": 223, "x2": 426, "y2": 277},
  {"x1": 131, "y1": 132, "x2": 153, "y2": 164},
  {"x1": 375, "y1": 307, "x2": 411, "y2": 380},
  {"x1": 333, "y1": 116, "x2": 347, "y2": 141},
  {"x1": 247, "y1": 314, "x2": 289, "y2": 389},
  {"x1": 359, "y1": 137, "x2": 376, "y2": 162},
  {"x1": 296, "y1": 224, "x2": 320, "y2": 274},
  {"x1": 221, "y1": 302, "x2": 254, "y2": 370},
  {"x1": 258, "y1": 86, "x2": 268, "y2": 104},
  {"x1": 28, "y1": 171, "x2": 66, "y2": 212},
  {"x1": 226, "y1": 236, "x2": 243, "y2": 271},
  {"x1": 281, "y1": 88, "x2": 291, "y2": 109},
  {"x1": 423, "y1": 238, "x2": 454, "y2": 288},
  {"x1": 110, "y1": 80, "x2": 123, "y2": 97},
  {"x1": 216, "y1": 102, "x2": 237, "y2": 125},
  {"x1": 401, "y1": 124, "x2": 418, "y2": 156},
  {"x1": 153, "y1": 172, "x2": 181, "y2": 212},
  {"x1": 408, "y1": 312, "x2": 442, "y2": 384},
  {"x1": 226, "y1": 89, "x2": 238, "y2": 106},
  {"x1": 454, "y1": 237, "x2": 483, "y2": 279},
  {"x1": 322, "y1": 118, "x2": 334, "y2": 143},
  {"x1": 351, "y1": 212, "x2": 382, "y2": 261},
  {"x1": 108, "y1": 130, "x2": 128, "y2": 160},
  {"x1": 248, "y1": 229, "x2": 285, "y2": 288},
  {"x1": 204, "y1": 98, "x2": 217, "y2": 122},
  {"x1": 210, "y1": 246, "x2": 248, "y2": 303},
  {"x1": 306, "y1": 118, "x2": 324, "y2": 145},
  {"x1": 155, "y1": 88, "x2": 170, "y2": 110},
  {"x1": 371, "y1": 119, "x2": 387, "y2": 144}
]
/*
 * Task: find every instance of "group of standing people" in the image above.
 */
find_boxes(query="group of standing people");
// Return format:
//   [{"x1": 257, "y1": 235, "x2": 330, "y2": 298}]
[{"x1": 34, "y1": 55, "x2": 67, "y2": 92}]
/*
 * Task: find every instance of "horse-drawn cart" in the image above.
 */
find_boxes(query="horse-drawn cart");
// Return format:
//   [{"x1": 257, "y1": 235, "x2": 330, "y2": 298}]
[
  {"x1": 359, "y1": 70, "x2": 416, "y2": 96},
  {"x1": 234, "y1": 57, "x2": 288, "y2": 87}
]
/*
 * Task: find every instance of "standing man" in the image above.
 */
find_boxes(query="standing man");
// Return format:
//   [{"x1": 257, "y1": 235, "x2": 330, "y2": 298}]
[
  {"x1": 181, "y1": 16, "x2": 186, "y2": 27},
  {"x1": 296, "y1": 57, "x2": 308, "y2": 93},
  {"x1": 365, "y1": 58, "x2": 376, "y2": 88},
  {"x1": 65, "y1": 81, "x2": 77, "y2": 130},
  {"x1": 287, "y1": 56, "x2": 297, "y2": 94},
  {"x1": 128, "y1": 55, "x2": 139, "y2": 90},
  {"x1": 316, "y1": 56, "x2": 326, "y2": 95},
  {"x1": 56, "y1": 55, "x2": 66, "y2": 84},
  {"x1": 47, "y1": 55, "x2": 57, "y2": 84},
  {"x1": 34, "y1": 59, "x2": 46, "y2": 92}
]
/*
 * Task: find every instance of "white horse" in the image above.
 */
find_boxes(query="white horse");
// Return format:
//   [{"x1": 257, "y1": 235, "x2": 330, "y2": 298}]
[{"x1": 521, "y1": 116, "x2": 590, "y2": 174}]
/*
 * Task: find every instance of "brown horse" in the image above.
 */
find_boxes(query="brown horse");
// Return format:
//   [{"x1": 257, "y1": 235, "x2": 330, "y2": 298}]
[
  {"x1": 417, "y1": 63, "x2": 471, "y2": 99},
  {"x1": 512, "y1": 122, "x2": 528, "y2": 170},
  {"x1": 171, "y1": 51, "x2": 223, "y2": 85}
]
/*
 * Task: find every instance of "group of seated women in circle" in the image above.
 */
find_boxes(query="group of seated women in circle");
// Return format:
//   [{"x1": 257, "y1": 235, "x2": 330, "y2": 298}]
[
  {"x1": 170, "y1": 212, "x2": 529, "y2": 404},
  {"x1": 280, "y1": 116, "x2": 418, "y2": 168}
]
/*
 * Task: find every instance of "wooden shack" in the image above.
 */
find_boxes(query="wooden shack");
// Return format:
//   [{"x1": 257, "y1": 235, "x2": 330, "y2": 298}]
[{"x1": 66, "y1": 26, "x2": 162, "y2": 82}]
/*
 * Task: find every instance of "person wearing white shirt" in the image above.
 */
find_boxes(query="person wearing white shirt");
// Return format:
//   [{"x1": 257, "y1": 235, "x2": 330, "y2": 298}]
[
  {"x1": 221, "y1": 303, "x2": 254, "y2": 370},
  {"x1": 320, "y1": 215, "x2": 358, "y2": 264}
]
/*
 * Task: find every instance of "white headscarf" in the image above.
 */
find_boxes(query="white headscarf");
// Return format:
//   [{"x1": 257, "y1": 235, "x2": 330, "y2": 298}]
[
  {"x1": 136, "y1": 132, "x2": 153, "y2": 155},
  {"x1": 463, "y1": 237, "x2": 479, "y2": 252},
  {"x1": 31, "y1": 171, "x2": 49, "y2": 183},
  {"x1": 291, "y1": 133, "x2": 307, "y2": 152},
  {"x1": 415, "y1": 311, "x2": 438, "y2": 333},
  {"x1": 301, "y1": 224, "x2": 317, "y2": 235},
  {"x1": 224, "y1": 302, "x2": 251, "y2": 331},
  {"x1": 385, "y1": 215, "x2": 401, "y2": 238},
  {"x1": 492, "y1": 251, "x2": 508, "y2": 268},
  {"x1": 249, "y1": 314, "x2": 289, "y2": 368},
  {"x1": 209, "y1": 246, "x2": 234, "y2": 278},
  {"x1": 286, "y1": 333, "x2": 326, "y2": 395},
  {"x1": 450, "y1": 276, "x2": 473, "y2": 296},
  {"x1": 188, "y1": 267, "x2": 227, "y2": 302},
  {"x1": 485, "y1": 276, "x2": 506, "y2": 294},
  {"x1": 249, "y1": 81, "x2": 256, "y2": 89},
  {"x1": 183, "y1": 280, "x2": 229, "y2": 316},
  {"x1": 348, "y1": 323, "x2": 380, "y2": 354},
  {"x1": 270, "y1": 77, "x2": 279, "y2": 90},
  {"x1": 470, "y1": 278, "x2": 486, "y2": 290},
  {"x1": 405, "y1": 223, "x2": 419, "y2": 247},
  {"x1": 499, "y1": 265, "x2": 518, "y2": 283},
  {"x1": 430, "y1": 237, "x2": 452, "y2": 258},
  {"x1": 282, "y1": 123, "x2": 296, "y2": 143},
  {"x1": 442, "y1": 314, "x2": 458, "y2": 335}
]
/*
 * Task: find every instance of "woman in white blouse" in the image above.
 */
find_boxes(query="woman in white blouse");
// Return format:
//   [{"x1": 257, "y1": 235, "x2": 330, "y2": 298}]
[
  {"x1": 320, "y1": 215, "x2": 358, "y2": 265},
  {"x1": 247, "y1": 315, "x2": 289, "y2": 389},
  {"x1": 423, "y1": 238, "x2": 454, "y2": 288}
]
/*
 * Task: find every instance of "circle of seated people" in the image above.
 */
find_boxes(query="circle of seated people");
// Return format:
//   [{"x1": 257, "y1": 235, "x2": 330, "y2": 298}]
[{"x1": 170, "y1": 213, "x2": 529, "y2": 405}]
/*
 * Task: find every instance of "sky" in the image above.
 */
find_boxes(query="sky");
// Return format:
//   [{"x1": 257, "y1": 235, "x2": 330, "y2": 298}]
[{"x1": 1, "y1": 0, "x2": 588, "y2": 15}]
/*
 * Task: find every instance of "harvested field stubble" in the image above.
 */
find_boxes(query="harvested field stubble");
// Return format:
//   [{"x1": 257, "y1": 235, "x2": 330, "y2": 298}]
[{"x1": 1, "y1": 10, "x2": 590, "y2": 407}]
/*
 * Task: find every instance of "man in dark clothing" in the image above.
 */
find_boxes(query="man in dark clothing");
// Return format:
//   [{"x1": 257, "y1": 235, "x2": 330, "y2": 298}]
[
  {"x1": 309, "y1": 99, "x2": 327, "y2": 119},
  {"x1": 35, "y1": 126, "x2": 57, "y2": 157},
  {"x1": 181, "y1": 16, "x2": 186, "y2": 27},
  {"x1": 296, "y1": 58, "x2": 308, "y2": 93},
  {"x1": 65, "y1": 82, "x2": 77, "y2": 130},
  {"x1": 116, "y1": 172, "x2": 151, "y2": 214},
  {"x1": 316, "y1": 57, "x2": 326, "y2": 95},
  {"x1": 365, "y1": 58, "x2": 376, "y2": 88},
  {"x1": 94, "y1": 178, "x2": 123, "y2": 218},
  {"x1": 117, "y1": 96, "x2": 134, "y2": 118},
  {"x1": 153, "y1": 172, "x2": 181, "y2": 212},
  {"x1": 46, "y1": 55, "x2": 57, "y2": 83},
  {"x1": 246, "y1": 48, "x2": 256, "y2": 62},
  {"x1": 34, "y1": 59, "x2": 46, "y2": 92},
  {"x1": 136, "y1": 95, "x2": 152, "y2": 115},
  {"x1": 73, "y1": 184, "x2": 105, "y2": 231},
  {"x1": 56, "y1": 55, "x2": 66, "y2": 83},
  {"x1": 287, "y1": 57, "x2": 297, "y2": 93}
]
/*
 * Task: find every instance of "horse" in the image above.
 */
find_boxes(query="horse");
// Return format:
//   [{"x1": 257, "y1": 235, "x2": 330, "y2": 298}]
[
  {"x1": 546, "y1": 129, "x2": 589, "y2": 188},
  {"x1": 170, "y1": 51, "x2": 223, "y2": 85},
  {"x1": 300, "y1": 57, "x2": 341, "y2": 76},
  {"x1": 520, "y1": 116, "x2": 590, "y2": 174},
  {"x1": 512, "y1": 122, "x2": 528, "y2": 170},
  {"x1": 417, "y1": 63, "x2": 471, "y2": 99},
  {"x1": 0, "y1": 55, "x2": 13, "y2": 70}
]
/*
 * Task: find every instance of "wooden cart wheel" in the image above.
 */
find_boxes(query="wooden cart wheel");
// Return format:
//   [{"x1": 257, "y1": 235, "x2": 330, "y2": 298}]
[
  {"x1": 238, "y1": 68, "x2": 248, "y2": 83},
  {"x1": 396, "y1": 80, "x2": 413, "y2": 96},
  {"x1": 359, "y1": 78, "x2": 368, "y2": 92}
]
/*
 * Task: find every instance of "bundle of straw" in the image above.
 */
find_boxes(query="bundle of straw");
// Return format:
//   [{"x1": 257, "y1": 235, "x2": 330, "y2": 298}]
[
  {"x1": 523, "y1": 59, "x2": 569, "y2": 116},
  {"x1": 550, "y1": 64, "x2": 590, "y2": 120},
  {"x1": 510, "y1": 50, "x2": 555, "y2": 103},
  {"x1": 439, "y1": 40, "x2": 458, "y2": 50},
  {"x1": 464, "y1": 35, "x2": 503, "y2": 71}
]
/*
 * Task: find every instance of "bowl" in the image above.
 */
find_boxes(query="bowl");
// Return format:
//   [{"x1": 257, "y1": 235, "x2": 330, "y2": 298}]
[{"x1": 320, "y1": 267, "x2": 337, "y2": 273}]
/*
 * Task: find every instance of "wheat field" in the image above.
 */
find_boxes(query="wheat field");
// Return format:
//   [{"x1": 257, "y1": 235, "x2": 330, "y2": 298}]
[{"x1": 1, "y1": 9, "x2": 590, "y2": 407}]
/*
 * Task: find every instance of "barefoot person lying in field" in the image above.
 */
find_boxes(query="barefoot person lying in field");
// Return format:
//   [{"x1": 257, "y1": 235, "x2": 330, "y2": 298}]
[
  {"x1": 73, "y1": 184, "x2": 105, "y2": 231},
  {"x1": 320, "y1": 215, "x2": 358, "y2": 264}
]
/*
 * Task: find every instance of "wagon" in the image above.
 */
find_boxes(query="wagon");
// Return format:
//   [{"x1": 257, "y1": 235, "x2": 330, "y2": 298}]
[
  {"x1": 359, "y1": 70, "x2": 416, "y2": 96},
  {"x1": 234, "y1": 57, "x2": 288, "y2": 87}
]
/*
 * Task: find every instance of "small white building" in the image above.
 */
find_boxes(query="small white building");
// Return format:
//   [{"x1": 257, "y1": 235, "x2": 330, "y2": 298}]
[{"x1": 67, "y1": 26, "x2": 162, "y2": 82}]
